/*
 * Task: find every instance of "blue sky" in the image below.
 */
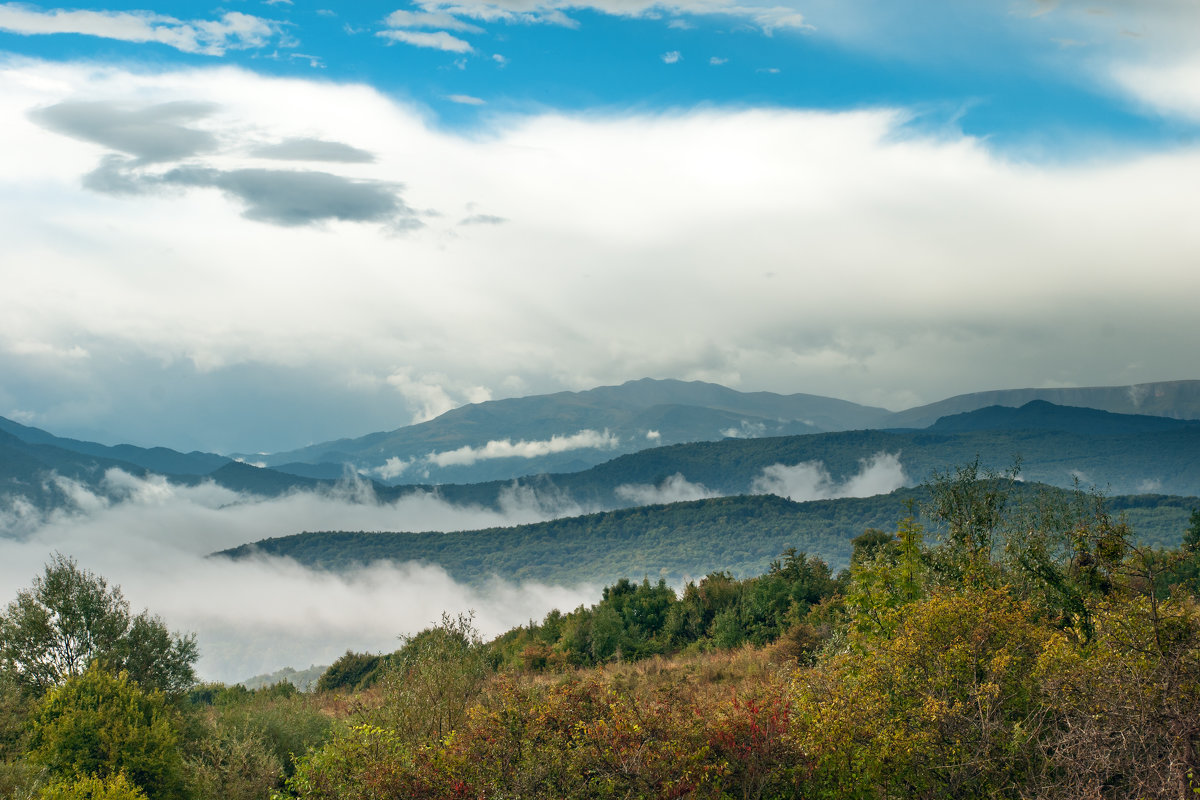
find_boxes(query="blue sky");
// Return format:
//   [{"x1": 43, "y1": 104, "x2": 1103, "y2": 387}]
[
  {"x1": 1, "y1": 1, "x2": 1192, "y2": 150},
  {"x1": 2, "y1": 1, "x2": 1200, "y2": 452}
]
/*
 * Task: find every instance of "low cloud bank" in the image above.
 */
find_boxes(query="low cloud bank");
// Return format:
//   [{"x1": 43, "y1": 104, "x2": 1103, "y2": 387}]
[
  {"x1": 0, "y1": 469, "x2": 595, "y2": 682},
  {"x1": 751, "y1": 451, "x2": 908, "y2": 502},
  {"x1": 614, "y1": 473, "x2": 718, "y2": 506}
]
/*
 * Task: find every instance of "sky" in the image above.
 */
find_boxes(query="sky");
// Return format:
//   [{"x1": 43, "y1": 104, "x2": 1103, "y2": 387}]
[{"x1": 3, "y1": 0, "x2": 1200, "y2": 454}]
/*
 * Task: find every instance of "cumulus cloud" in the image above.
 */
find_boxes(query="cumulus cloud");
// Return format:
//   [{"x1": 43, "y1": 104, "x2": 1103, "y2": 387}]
[
  {"x1": 0, "y1": 469, "x2": 596, "y2": 681},
  {"x1": 426, "y1": 429, "x2": 620, "y2": 467},
  {"x1": 250, "y1": 137, "x2": 376, "y2": 163},
  {"x1": 614, "y1": 473, "x2": 717, "y2": 505},
  {"x1": 0, "y1": 5, "x2": 281, "y2": 55},
  {"x1": 751, "y1": 451, "x2": 907, "y2": 502},
  {"x1": 661, "y1": 50, "x2": 681, "y2": 64}
]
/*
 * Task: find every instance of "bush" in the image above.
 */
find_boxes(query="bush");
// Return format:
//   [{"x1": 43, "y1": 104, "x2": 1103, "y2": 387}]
[{"x1": 26, "y1": 665, "x2": 186, "y2": 800}]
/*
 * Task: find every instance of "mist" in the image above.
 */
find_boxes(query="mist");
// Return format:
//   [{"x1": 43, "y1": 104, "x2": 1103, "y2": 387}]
[
  {"x1": 614, "y1": 473, "x2": 719, "y2": 505},
  {"x1": 0, "y1": 470, "x2": 596, "y2": 682},
  {"x1": 751, "y1": 451, "x2": 908, "y2": 502}
]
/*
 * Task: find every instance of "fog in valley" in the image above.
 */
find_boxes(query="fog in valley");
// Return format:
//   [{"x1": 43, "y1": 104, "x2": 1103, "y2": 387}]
[
  {"x1": 0, "y1": 452, "x2": 907, "y2": 683},
  {"x1": 0, "y1": 471, "x2": 597, "y2": 683}
]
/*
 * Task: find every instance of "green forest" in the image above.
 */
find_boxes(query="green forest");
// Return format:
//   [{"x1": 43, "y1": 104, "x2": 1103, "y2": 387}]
[
  {"x1": 217, "y1": 482, "x2": 1197, "y2": 585},
  {"x1": 3, "y1": 464, "x2": 1200, "y2": 799}
]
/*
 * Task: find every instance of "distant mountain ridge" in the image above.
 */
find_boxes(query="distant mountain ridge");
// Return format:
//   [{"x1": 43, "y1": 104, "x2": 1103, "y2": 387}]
[
  {"x1": 249, "y1": 378, "x2": 891, "y2": 485},
  {"x1": 5, "y1": 381, "x2": 1200, "y2": 530},
  {"x1": 927, "y1": 400, "x2": 1200, "y2": 436},
  {"x1": 889, "y1": 380, "x2": 1200, "y2": 429},
  {"x1": 249, "y1": 377, "x2": 1200, "y2": 487},
  {"x1": 0, "y1": 415, "x2": 230, "y2": 476}
]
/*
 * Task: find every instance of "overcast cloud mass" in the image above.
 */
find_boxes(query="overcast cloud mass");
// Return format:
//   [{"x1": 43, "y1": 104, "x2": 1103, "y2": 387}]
[{"x1": 1, "y1": 2, "x2": 1199, "y2": 452}]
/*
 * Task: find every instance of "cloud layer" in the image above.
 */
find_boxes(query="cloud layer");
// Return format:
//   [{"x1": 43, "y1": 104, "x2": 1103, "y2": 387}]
[{"x1": 3, "y1": 62, "x2": 1200, "y2": 451}]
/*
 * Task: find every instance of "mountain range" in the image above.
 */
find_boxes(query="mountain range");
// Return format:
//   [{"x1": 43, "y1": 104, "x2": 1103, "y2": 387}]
[
  {"x1": 3, "y1": 378, "x2": 1200, "y2": 528},
  {"x1": 242, "y1": 378, "x2": 1200, "y2": 486}
]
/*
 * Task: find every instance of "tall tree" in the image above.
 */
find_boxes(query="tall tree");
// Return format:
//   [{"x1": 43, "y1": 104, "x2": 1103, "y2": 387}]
[{"x1": 0, "y1": 555, "x2": 196, "y2": 695}]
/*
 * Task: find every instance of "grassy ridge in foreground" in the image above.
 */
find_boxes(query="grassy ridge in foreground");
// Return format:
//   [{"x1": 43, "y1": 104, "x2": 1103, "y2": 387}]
[{"x1": 214, "y1": 486, "x2": 1198, "y2": 586}]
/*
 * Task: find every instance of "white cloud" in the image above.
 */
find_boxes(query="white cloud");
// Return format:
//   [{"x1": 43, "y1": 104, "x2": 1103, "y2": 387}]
[
  {"x1": 722, "y1": 420, "x2": 767, "y2": 438},
  {"x1": 645, "y1": 429, "x2": 661, "y2": 441},
  {"x1": 448, "y1": 93, "x2": 486, "y2": 105},
  {"x1": 402, "y1": 0, "x2": 808, "y2": 33},
  {"x1": 374, "y1": 456, "x2": 412, "y2": 479},
  {"x1": 751, "y1": 451, "x2": 907, "y2": 501},
  {"x1": 377, "y1": 29, "x2": 474, "y2": 52},
  {"x1": 426, "y1": 429, "x2": 620, "y2": 467},
  {"x1": 614, "y1": 473, "x2": 717, "y2": 505},
  {"x1": 710, "y1": 56, "x2": 728, "y2": 65},
  {"x1": 0, "y1": 5, "x2": 280, "y2": 55},
  {"x1": 384, "y1": 8, "x2": 484, "y2": 33},
  {"x1": 1112, "y1": 56, "x2": 1200, "y2": 121},
  {"x1": 385, "y1": 372, "x2": 488, "y2": 424},
  {"x1": 661, "y1": 50, "x2": 681, "y2": 63}
]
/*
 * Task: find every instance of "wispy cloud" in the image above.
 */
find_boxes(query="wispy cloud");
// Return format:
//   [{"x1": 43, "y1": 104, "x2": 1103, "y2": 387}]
[
  {"x1": 448, "y1": 93, "x2": 486, "y2": 105},
  {"x1": 377, "y1": 28, "x2": 474, "y2": 52},
  {"x1": 661, "y1": 50, "x2": 681, "y2": 64},
  {"x1": 0, "y1": 4, "x2": 282, "y2": 55},
  {"x1": 426, "y1": 429, "x2": 620, "y2": 467}
]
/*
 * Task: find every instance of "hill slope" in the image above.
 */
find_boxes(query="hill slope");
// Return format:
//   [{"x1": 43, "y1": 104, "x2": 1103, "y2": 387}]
[{"x1": 214, "y1": 486, "x2": 1197, "y2": 586}]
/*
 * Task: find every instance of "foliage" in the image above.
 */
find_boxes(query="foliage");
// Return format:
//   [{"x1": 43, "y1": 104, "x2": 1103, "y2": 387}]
[
  {"x1": 183, "y1": 713, "x2": 284, "y2": 800},
  {"x1": 0, "y1": 555, "x2": 196, "y2": 696},
  {"x1": 35, "y1": 772, "x2": 148, "y2": 800},
  {"x1": 26, "y1": 664, "x2": 186, "y2": 800},
  {"x1": 796, "y1": 588, "x2": 1057, "y2": 798},
  {"x1": 488, "y1": 553, "x2": 839, "y2": 671},
  {"x1": 368, "y1": 612, "x2": 491, "y2": 747},
  {"x1": 314, "y1": 652, "x2": 386, "y2": 694}
]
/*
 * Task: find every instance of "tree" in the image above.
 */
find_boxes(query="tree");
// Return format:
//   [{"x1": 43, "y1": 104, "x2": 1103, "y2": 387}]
[
  {"x1": 0, "y1": 555, "x2": 196, "y2": 695},
  {"x1": 27, "y1": 664, "x2": 186, "y2": 800},
  {"x1": 372, "y1": 612, "x2": 490, "y2": 744}
]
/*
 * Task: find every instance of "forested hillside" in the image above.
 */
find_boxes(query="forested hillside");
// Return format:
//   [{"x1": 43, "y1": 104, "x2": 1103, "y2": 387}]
[{"x1": 216, "y1": 483, "x2": 1198, "y2": 585}]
